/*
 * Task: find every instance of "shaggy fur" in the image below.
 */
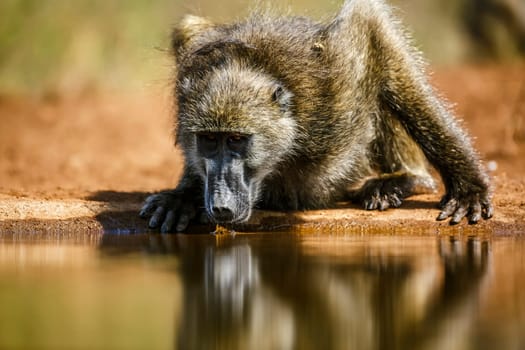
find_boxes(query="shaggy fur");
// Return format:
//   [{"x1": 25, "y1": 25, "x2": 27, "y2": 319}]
[{"x1": 140, "y1": 0, "x2": 493, "y2": 232}]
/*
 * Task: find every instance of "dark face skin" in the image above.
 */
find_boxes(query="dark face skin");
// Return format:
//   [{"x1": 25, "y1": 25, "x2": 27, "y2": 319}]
[{"x1": 196, "y1": 132, "x2": 255, "y2": 223}]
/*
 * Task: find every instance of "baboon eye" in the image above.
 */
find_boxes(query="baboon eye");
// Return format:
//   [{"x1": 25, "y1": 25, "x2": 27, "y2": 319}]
[
  {"x1": 197, "y1": 133, "x2": 218, "y2": 154},
  {"x1": 227, "y1": 134, "x2": 248, "y2": 153},
  {"x1": 228, "y1": 134, "x2": 243, "y2": 142},
  {"x1": 200, "y1": 133, "x2": 216, "y2": 141}
]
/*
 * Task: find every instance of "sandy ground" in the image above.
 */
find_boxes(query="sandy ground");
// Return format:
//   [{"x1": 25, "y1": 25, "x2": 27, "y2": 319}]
[{"x1": 0, "y1": 64, "x2": 524, "y2": 235}]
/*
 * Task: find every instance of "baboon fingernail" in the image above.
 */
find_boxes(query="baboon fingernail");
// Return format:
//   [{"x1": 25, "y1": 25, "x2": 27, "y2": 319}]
[{"x1": 437, "y1": 212, "x2": 447, "y2": 221}]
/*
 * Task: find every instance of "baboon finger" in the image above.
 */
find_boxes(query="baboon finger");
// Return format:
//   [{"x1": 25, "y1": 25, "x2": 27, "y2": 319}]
[
  {"x1": 483, "y1": 201, "x2": 494, "y2": 219},
  {"x1": 161, "y1": 210, "x2": 176, "y2": 233},
  {"x1": 437, "y1": 198, "x2": 458, "y2": 221},
  {"x1": 139, "y1": 203, "x2": 156, "y2": 218},
  {"x1": 468, "y1": 202, "x2": 482, "y2": 224},
  {"x1": 388, "y1": 193, "x2": 402, "y2": 208},
  {"x1": 450, "y1": 205, "x2": 469, "y2": 225},
  {"x1": 149, "y1": 206, "x2": 166, "y2": 228},
  {"x1": 378, "y1": 196, "x2": 390, "y2": 211},
  {"x1": 176, "y1": 205, "x2": 196, "y2": 232},
  {"x1": 365, "y1": 199, "x2": 377, "y2": 210}
]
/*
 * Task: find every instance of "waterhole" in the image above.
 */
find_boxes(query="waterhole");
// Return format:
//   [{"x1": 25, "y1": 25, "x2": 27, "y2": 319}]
[{"x1": 0, "y1": 230, "x2": 524, "y2": 349}]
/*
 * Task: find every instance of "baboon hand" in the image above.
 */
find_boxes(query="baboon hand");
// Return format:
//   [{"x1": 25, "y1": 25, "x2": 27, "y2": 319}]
[
  {"x1": 437, "y1": 189, "x2": 493, "y2": 225},
  {"x1": 352, "y1": 173, "x2": 416, "y2": 211},
  {"x1": 139, "y1": 190, "x2": 200, "y2": 233},
  {"x1": 360, "y1": 182, "x2": 404, "y2": 211}
]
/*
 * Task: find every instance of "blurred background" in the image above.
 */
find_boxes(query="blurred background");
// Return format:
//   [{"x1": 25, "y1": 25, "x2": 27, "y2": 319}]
[
  {"x1": 0, "y1": 0, "x2": 524, "y2": 95},
  {"x1": 0, "y1": 3, "x2": 524, "y2": 349}
]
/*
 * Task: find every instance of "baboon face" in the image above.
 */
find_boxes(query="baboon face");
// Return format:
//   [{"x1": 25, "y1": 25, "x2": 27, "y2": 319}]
[
  {"x1": 195, "y1": 132, "x2": 254, "y2": 223},
  {"x1": 177, "y1": 64, "x2": 297, "y2": 223}
]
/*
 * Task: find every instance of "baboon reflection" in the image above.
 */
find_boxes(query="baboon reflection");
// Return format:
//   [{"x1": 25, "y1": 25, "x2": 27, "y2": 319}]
[{"x1": 163, "y1": 235, "x2": 489, "y2": 350}]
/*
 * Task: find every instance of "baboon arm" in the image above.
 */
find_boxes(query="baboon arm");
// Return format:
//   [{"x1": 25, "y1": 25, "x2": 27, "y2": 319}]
[
  {"x1": 381, "y1": 70, "x2": 470, "y2": 182},
  {"x1": 329, "y1": 0, "x2": 492, "y2": 223},
  {"x1": 380, "y1": 59, "x2": 493, "y2": 223}
]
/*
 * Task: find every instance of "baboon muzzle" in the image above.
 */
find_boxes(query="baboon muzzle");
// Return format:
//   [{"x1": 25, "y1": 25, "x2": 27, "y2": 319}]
[{"x1": 204, "y1": 161, "x2": 251, "y2": 224}]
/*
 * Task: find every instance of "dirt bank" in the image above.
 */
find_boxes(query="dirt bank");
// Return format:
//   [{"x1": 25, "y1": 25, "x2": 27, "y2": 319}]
[{"x1": 0, "y1": 64, "x2": 524, "y2": 235}]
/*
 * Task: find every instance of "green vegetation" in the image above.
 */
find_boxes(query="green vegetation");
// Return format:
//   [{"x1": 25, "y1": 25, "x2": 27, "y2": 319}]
[
  {"x1": 0, "y1": 0, "x2": 522, "y2": 94},
  {"x1": 0, "y1": 0, "x2": 341, "y2": 94},
  {"x1": 0, "y1": 0, "x2": 182, "y2": 93}
]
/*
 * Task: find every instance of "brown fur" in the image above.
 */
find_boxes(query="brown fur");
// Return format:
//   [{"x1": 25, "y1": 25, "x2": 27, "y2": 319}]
[{"x1": 140, "y1": 0, "x2": 493, "y2": 232}]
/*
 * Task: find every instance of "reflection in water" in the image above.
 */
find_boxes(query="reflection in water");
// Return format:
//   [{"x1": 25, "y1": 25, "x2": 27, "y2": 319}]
[
  {"x1": 100, "y1": 234, "x2": 497, "y2": 350},
  {"x1": 193, "y1": 244, "x2": 294, "y2": 349}
]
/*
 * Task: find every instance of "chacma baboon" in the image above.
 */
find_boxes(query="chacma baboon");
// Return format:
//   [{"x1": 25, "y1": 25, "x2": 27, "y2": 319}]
[{"x1": 140, "y1": 0, "x2": 493, "y2": 232}]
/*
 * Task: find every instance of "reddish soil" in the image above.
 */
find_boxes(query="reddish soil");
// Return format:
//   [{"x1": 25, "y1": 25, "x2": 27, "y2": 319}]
[{"x1": 0, "y1": 64, "x2": 524, "y2": 235}]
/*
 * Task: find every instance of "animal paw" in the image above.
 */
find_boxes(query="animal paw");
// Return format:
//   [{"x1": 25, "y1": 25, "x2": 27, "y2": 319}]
[
  {"x1": 361, "y1": 186, "x2": 403, "y2": 211},
  {"x1": 139, "y1": 190, "x2": 201, "y2": 233},
  {"x1": 355, "y1": 175, "x2": 414, "y2": 211},
  {"x1": 437, "y1": 191, "x2": 493, "y2": 225}
]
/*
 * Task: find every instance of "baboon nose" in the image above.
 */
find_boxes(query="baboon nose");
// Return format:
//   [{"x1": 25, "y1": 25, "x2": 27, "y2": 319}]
[{"x1": 211, "y1": 206, "x2": 234, "y2": 222}]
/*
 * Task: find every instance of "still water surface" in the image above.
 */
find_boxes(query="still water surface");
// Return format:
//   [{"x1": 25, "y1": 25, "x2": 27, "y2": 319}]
[{"x1": 0, "y1": 231, "x2": 524, "y2": 349}]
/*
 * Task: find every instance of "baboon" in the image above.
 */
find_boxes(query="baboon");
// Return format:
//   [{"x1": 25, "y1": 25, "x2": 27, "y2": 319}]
[{"x1": 140, "y1": 0, "x2": 493, "y2": 233}]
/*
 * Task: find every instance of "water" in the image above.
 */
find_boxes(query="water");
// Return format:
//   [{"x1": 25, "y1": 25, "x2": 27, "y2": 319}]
[{"x1": 0, "y1": 231, "x2": 524, "y2": 350}]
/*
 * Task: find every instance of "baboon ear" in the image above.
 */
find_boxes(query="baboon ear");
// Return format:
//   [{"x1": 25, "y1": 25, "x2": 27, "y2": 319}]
[
  {"x1": 171, "y1": 15, "x2": 214, "y2": 56},
  {"x1": 271, "y1": 84, "x2": 293, "y2": 110}
]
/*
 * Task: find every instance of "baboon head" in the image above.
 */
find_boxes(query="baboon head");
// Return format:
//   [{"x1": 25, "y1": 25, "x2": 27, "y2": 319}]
[{"x1": 173, "y1": 19, "x2": 297, "y2": 223}]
